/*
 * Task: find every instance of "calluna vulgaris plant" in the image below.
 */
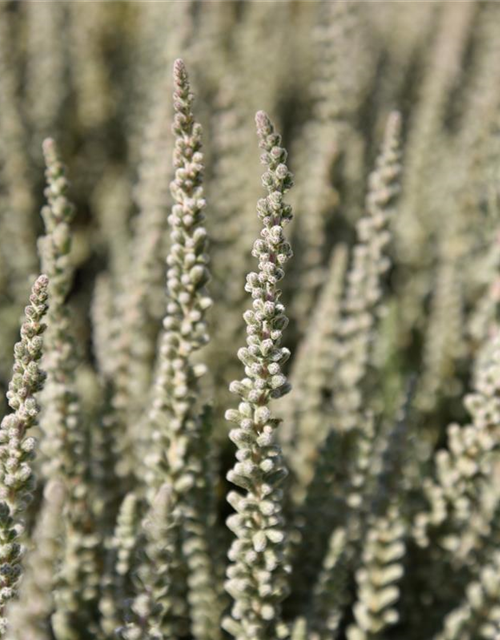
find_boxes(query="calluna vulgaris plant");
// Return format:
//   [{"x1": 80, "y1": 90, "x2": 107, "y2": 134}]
[{"x1": 1, "y1": 3, "x2": 500, "y2": 640}]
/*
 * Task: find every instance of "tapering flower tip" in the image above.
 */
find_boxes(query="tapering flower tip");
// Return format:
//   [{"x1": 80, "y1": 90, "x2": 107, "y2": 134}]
[
  {"x1": 34, "y1": 273, "x2": 49, "y2": 294},
  {"x1": 386, "y1": 110, "x2": 402, "y2": 139},
  {"x1": 255, "y1": 110, "x2": 273, "y2": 139},
  {"x1": 29, "y1": 274, "x2": 50, "y2": 323},
  {"x1": 173, "y1": 58, "x2": 188, "y2": 89},
  {"x1": 42, "y1": 137, "x2": 57, "y2": 162}
]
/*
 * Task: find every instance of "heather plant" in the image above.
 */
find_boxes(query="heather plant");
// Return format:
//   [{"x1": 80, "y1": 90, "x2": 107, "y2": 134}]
[{"x1": 1, "y1": 3, "x2": 500, "y2": 640}]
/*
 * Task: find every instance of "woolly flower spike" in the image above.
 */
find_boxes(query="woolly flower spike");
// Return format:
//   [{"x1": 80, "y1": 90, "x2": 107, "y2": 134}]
[
  {"x1": 149, "y1": 58, "x2": 211, "y2": 465},
  {"x1": 99, "y1": 493, "x2": 142, "y2": 637},
  {"x1": 333, "y1": 110, "x2": 402, "y2": 432},
  {"x1": 39, "y1": 138, "x2": 75, "y2": 304},
  {"x1": 144, "y1": 59, "x2": 220, "y2": 640},
  {"x1": 38, "y1": 139, "x2": 100, "y2": 639},
  {"x1": 37, "y1": 137, "x2": 79, "y2": 480},
  {"x1": 0, "y1": 275, "x2": 49, "y2": 635},
  {"x1": 347, "y1": 505, "x2": 406, "y2": 640},
  {"x1": 119, "y1": 485, "x2": 179, "y2": 640},
  {"x1": 224, "y1": 111, "x2": 293, "y2": 640}
]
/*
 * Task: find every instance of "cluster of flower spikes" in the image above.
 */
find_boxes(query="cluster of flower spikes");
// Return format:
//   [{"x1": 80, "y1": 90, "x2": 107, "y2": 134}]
[
  {"x1": 224, "y1": 111, "x2": 293, "y2": 640},
  {"x1": 0, "y1": 275, "x2": 49, "y2": 635}
]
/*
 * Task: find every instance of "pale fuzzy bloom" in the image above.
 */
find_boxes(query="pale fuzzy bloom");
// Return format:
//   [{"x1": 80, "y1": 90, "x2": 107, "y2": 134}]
[
  {"x1": 5, "y1": 480, "x2": 65, "y2": 640},
  {"x1": 0, "y1": 275, "x2": 49, "y2": 636},
  {"x1": 223, "y1": 111, "x2": 293, "y2": 640},
  {"x1": 147, "y1": 58, "x2": 211, "y2": 484}
]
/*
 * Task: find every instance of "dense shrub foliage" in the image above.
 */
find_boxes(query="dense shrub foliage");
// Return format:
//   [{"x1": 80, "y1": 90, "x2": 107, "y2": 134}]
[{"x1": 0, "y1": 2, "x2": 500, "y2": 639}]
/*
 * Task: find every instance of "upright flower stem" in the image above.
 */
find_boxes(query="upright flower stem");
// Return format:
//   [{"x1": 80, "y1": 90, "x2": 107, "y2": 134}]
[{"x1": 224, "y1": 111, "x2": 294, "y2": 640}]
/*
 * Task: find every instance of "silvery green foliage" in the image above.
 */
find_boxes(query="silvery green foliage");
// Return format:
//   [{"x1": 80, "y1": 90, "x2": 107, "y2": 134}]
[
  {"x1": 0, "y1": 275, "x2": 49, "y2": 635},
  {"x1": 6, "y1": 480, "x2": 64, "y2": 640},
  {"x1": 139, "y1": 59, "x2": 221, "y2": 640},
  {"x1": 434, "y1": 550, "x2": 500, "y2": 640},
  {"x1": 224, "y1": 111, "x2": 293, "y2": 640},
  {"x1": 38, "y1": 140, "x2": 100, "y2": 640}
]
